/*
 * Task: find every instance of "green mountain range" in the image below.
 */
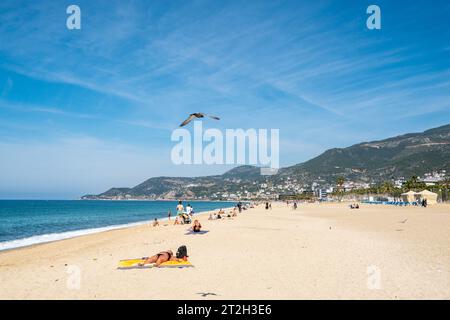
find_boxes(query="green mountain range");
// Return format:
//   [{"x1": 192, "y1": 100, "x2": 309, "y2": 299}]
[{"x1": 82, "y1": 124, "x2": 450, "y2": 200}]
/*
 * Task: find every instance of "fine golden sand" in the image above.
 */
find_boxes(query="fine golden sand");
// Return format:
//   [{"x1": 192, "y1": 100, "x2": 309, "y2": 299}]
[{"x1": 0, "y1": 202, "x2": 449, "y2": 299}]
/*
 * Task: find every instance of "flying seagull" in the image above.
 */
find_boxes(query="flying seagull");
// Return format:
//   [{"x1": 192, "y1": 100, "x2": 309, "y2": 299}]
[
  {"x1": 196, "y1": 292, "x2": 218, "y2": 297},
  {"x1": 179, "y1": 113, "x2": 220, "y2": 127}
]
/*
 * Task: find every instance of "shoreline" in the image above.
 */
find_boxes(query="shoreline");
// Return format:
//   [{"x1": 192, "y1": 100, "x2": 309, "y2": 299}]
[{"x1": 0, "y1": 205, "x2": 235, "y2": 253}]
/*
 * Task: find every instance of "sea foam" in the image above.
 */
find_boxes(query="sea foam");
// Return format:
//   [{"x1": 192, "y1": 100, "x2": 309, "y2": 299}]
[{"x1": 0, "y1": 220, "x2": 152, "y2": 251}]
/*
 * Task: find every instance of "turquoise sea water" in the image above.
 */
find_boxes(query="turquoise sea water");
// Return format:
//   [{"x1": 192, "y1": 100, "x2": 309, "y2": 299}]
[{"x1": 0, "y1": 200, "x2": 235, "y2": 251}]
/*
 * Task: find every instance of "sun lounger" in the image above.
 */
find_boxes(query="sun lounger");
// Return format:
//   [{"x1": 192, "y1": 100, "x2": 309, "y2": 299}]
[{"x1": 117, "y1": 258, "x2": 194, "y2": 269}]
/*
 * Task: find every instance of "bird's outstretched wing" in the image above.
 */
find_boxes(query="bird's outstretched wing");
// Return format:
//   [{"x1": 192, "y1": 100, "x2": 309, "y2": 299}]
[
  {"x1": 180, "y1": 114, "x2": 197, "y2": 127},
  {"x1": 207, "y1": 115, "x2": 220, "y2": 120}
]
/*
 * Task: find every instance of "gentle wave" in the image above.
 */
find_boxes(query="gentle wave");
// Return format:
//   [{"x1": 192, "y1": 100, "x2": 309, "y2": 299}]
[
  {"x1": 0, "y1": 205, "x2": 234, "y2": 251},
  {"x1": 0, "y1": 219, "x2": 155, "y2": 251}
]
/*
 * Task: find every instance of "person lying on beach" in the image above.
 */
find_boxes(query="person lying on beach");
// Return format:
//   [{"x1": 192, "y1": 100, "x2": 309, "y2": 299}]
[
  {"x1": 138, "y1": 249, "x2": 186, "y2": 267},
  {"x1": 191, "y1": 219, "x2": 202, "y2": 232},
  {"x1": 152, "y1": 218, "x2": 159, "y2": 227}
]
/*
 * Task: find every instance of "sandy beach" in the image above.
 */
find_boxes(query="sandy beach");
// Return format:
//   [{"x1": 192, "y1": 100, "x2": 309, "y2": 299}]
[{"x1": 1, "y1": 202, "x2": 449, "y2": 300}]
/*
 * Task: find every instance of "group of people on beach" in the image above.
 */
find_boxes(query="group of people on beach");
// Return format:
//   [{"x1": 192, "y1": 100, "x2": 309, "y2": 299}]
[
  {"x1": 208, "y1": 207, "x2": 237, "y2": 220},
  {"x1": 152, "y1": 201, "x2": 200, "y2": 229},
  {"x1": 141, "y1": 200, "x2": 254, "y2": 268},
  {"x1": 285, "y1": 200, "x2": 299, "y2": 210}
]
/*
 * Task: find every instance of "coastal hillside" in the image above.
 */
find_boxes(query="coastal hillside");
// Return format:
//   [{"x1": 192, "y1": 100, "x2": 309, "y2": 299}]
[
  {"x1": 82, "y1": 124, "x2": 450, "y2": 200},
  {"x1": 279, "y1": 124, "x2": 450, "y2": 183}
]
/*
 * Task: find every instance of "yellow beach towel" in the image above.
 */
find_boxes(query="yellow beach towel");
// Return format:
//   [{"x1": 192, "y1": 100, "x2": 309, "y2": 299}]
[{"x1": 117, "y1": 258, "x2": 193, "y2": 269}]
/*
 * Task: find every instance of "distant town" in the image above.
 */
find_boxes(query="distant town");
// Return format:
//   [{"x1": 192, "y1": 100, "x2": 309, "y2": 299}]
[{"x1": 82, "y1": 170, "x2": 448, "y2": 202}]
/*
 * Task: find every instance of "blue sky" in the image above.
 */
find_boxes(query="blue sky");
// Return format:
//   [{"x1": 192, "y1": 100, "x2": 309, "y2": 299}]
[{"x1": 0, "y1": 0, "x2": 449, "y2": 199}]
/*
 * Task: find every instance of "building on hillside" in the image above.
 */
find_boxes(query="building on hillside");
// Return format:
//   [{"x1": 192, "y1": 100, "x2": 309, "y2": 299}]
[{"x1": 315, "y1": 188, "x2": 328, "y2": 200}]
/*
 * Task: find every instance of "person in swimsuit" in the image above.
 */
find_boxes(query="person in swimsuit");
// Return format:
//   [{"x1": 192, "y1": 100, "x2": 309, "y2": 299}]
[
  {"x1": 176, "y1": 201, "x2": 184, "y2": 215},
  {"x1": 192, "y1": 219, "x2": 202, "y2": 232},
  {"x1": 139, "y1": 250, "x2": 181, "y2": 267}
]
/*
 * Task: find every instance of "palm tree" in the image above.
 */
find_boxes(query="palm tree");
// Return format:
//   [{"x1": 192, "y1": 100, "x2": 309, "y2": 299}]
[
  {"x1": 403, "y1": 176, "x2": 426, "y2": 191},
  {"x1": 335, "y1": 176, "x2": 345, "y2": 201},
  {"x1": 380, "y1": 181, "x2": 395, "y2": 195},
  {"x1": 336, "y1": 177, "x2": 345, "y2": 190}
]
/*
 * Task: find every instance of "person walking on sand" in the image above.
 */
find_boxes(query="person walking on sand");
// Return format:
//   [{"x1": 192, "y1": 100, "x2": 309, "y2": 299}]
[
  {"x1": 168, "y1": 209, "x2": 172, "y2": 221},
  {"x1": 265, "y1": 202, "x2": 269, "y2": 210}
]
